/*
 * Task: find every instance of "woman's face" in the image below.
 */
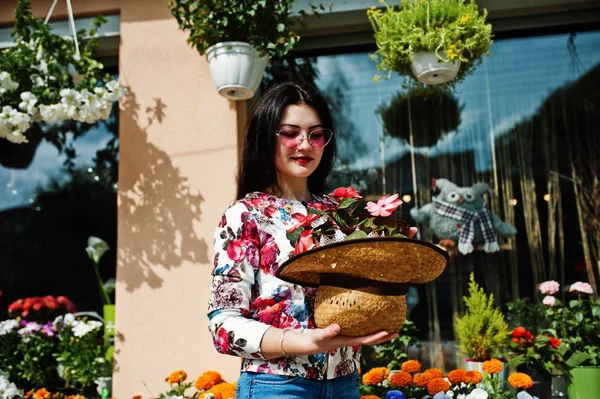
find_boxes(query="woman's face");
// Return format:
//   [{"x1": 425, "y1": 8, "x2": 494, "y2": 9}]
[{"x1": 274, "y1": 103, "x2": 325, "y2": 185}]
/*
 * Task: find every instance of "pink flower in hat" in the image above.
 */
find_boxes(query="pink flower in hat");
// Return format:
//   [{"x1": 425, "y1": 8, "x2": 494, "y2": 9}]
[{"x1": 365, "y1": 194, "x2": 402, "y2": 217}]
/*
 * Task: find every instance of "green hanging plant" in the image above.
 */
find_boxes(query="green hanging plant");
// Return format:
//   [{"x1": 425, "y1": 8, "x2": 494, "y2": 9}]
[{"x1": 367, "y1": 0, "x2": 493, "y2": 87}]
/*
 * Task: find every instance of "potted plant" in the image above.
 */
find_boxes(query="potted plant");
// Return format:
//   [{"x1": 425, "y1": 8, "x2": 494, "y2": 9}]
[
  {"x1": 541, "y1": 281, "x2": 600, "y2": 399},
  {"x1": 377, "y1": 86, "x2": 462, "y2": 147},
  {"x1": 367, "y1": 0, "x2": 493, "y2": 87},
  {"x1": 0, "y1": 0, "x2": 122, "y2": 145},
  {"x1": 455, "y1": 273, "x2": 510, "y2": 382},
  {"x1": 168, "y1": 0, "x2": 325, "y2": 100}
]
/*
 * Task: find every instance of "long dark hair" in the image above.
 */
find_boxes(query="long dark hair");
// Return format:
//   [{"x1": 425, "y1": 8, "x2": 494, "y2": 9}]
[{"x1": 236, "y1": 82, "x2": 336, "y2": 200}]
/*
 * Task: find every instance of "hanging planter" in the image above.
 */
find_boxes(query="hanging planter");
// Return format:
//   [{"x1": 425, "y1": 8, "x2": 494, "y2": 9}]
[
  {"x1": 0, "y1": 0, "x2": 123, "y2": 145},
  {"x1": 411, "y1": 51, "x2": 462, "y2": 85},
  {"x1": 367, "y1": 0, "x2": 493, "y2": 88},
  {"x1": 206, "y1": 42, "x2": 269, "y2": 100},
  {"x1": 169, "y1": 1, "x2": 325, "y2": 100}
]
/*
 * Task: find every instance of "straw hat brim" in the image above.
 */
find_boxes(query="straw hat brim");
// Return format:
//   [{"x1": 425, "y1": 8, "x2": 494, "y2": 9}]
[{"x1": 276, "y1": 237, "x2": 448, "y2": 287}]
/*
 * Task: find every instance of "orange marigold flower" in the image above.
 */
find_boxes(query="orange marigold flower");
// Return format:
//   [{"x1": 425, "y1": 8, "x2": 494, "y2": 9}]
[
  {"x1": 401, "y1": 359, "x2": 422, "y2": 373},
  {"x1": 447, "y1": 369, "x2": 467, "y2": 384},
  {"x1": 413, "y1": 372, "x2": 434, "y2": 387},
  {"x1": 424, "y1": 368, "x2": 444, "y2": 378},
  {"x1": 195, "y1": 371, "x2": 223, "y2": 390},
  {"x1": 508, "y1": 373, "x2": 534, "y2": 389},
  {"x1": 210, "y1": 382, "x2": 236, "y2": 399},
  {"x1": 132, "y1": 396, "x2": 142, "y2": 399},
  {"x1": 465, "y1": 370, "x2": 483, "y2": 384},
  {"x1": 25, "y1": 392, "x2": 34, "y2": 399},
  {"x1": 482, "y1": 359, "x2": 503, "y2": 374},
  {"x1": 360, "y1": 396, "x2": 381, "y2": 399},
  {"x1": 427, "y1": 377, "x2": 451, "y2": 395},
  {"x1": 35, "y1": 389, "x2": 51, "y2": 399},
  {"x1": 165, "y1": 370, "x2": 188, "y2": 384},
  {"x1": 362, "y1": 370, "x2": 384, "y2": 386},
  {"x1": 389, "y1": 371, "x2": 412, "y2": 388}
]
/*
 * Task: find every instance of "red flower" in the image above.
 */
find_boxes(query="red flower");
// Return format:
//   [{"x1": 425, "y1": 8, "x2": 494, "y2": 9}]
[
  {"x1": 329, "y1": 186, "x2": 362, "y2": 200},
  {"x1": 289, "y1": 213, "x2": 320, "y2": 233},
  {"x1": 294, "y1": 229, "x2": 315, "y2": 255},
  {"x1": 512, "y1": 326, "x2": 527, "y2": 338},
  {"x1": 226, "y1": 239, "x2": 245, "y2": 262},
  {"x1": 548, "y1": 337, "x2": 562, "y2": 349}
]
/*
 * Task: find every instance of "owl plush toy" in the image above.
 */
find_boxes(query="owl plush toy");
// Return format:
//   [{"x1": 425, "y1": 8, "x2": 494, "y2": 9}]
[{"x1": 410, "y1": 179, "x2": 517, "y2": 254}]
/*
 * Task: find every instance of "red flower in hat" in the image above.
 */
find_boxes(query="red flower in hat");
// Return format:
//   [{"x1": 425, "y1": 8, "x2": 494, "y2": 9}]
[
  {"x1": 329, "y1": 186, "x2": 362, "y2": 201},
  {"x1": 294, "y1": 229, "x2": 315, "y2": 255}
]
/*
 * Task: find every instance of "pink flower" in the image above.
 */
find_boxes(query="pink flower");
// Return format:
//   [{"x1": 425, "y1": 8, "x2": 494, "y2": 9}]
[
  {"x1": 329, "y1": 186, "x2": 363, "y2": 200},
  {"x1": 294, "y1": 229, "x2": 315, "y2": 255},
  {"x1": 542, "y1": 295, "x2": 556, "y2": 307},
  {"x1": 538, "y1": 280, "x2": 560, "y2": 295},
  {"x1": 569, "y1": 281, "x2": 594, "y2": 295},
  {"x1": 365, "y1": 194, "x2": 402, "y2": 217}
]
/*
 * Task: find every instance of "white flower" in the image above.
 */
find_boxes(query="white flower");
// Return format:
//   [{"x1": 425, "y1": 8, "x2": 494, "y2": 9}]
[
  {"x1": 542, "y1": 295, "x2": 556, "y2": 307},
  {"x1": 466, "y1": 389, "x2": 488, "y2": 399},
  {"x1": 19, "y1": 92, "x2": 38, "y2": 115},
  {"x1": 71, "y1": 320, "x2": 102, "y2": 337},
  {"x1": 86, "y1": 236, "x2": 110, "y2": 264},
  {"x1": 0, "y1": 320, "x2": 19, "y2": 335},
  {"x1": 569, "y1": 281, "x2": 594, "y2": 295},
  {"x1": 5, "y1": 131, "x2": 28, "y2": 144},
  {"x1": 0, "y1": 122, "x2": 10, "y2": 139},
  {"x1": 0, "y1": 71, "x2": 19, "y2": 94},
  {"x1": 31, "y1": 75, "x2": 45, "y2": 88},
  {"x1": 0, "y1": 374, "x2": 20, "y2": 399},
  {"x1": 18, "y1": 322, "x2": 41, "y2": 335}
]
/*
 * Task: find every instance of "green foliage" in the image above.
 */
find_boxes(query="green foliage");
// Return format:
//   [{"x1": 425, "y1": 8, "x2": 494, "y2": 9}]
[
  {"x1": 14, "y1": 330, "x2": 59, "y2": 390},
  {"x1": 168, "y1": 0, "x2": 329, "y2": 59},
  {"x1": 545, "y1": 294, "x2": 600, "y2": 367},
  {"x1": 454, "y1": 273, "x2": 509, "y2": 361},
  {"x1": 54, "y1": 318, "x2": 112, "y2": 388},
  {"x1": 375, "y1": 319, "x2": 421, "y2": 369},
  {"x1": 367, "y1": 0, "x2": 493, "y2": 87}
]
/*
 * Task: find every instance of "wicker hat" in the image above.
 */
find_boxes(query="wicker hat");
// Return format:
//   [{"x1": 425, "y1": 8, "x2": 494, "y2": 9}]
[
  {"x1": 276, "y1": 236, "x2": 448, "y2": 288},
  {"x1": 276, "y1": 237, "x2": 449, "y2": 336}
]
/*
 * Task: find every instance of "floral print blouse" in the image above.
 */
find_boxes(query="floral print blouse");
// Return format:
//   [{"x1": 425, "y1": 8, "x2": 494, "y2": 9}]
[{"x1": 207, "y1": 191, "x2": 361, "y2": 380}]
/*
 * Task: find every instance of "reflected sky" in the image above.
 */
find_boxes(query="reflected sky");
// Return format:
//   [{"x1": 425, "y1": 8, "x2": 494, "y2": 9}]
[
  {"x1": 314, "y1": 30, "x2": 600, "y2": 172},
  {"x1": 0, "y1": 119, "x2": 116, "y2": 211}
]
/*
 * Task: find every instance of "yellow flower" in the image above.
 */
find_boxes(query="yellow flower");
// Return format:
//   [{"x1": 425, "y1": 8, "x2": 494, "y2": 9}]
[
  {"x1": 460, "y1": 13, "x2": 472, "y2": 24},
  {"x1": 373, "y1": 75, "x2": 380, "y2": 83}
]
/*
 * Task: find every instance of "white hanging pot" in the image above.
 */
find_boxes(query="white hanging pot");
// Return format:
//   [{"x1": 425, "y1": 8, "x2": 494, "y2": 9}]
[
  {"x1": 206, "y1": 41, "x2": 269, "y2": 100},
  {"x1": 410, "y1": 51, "x2": 461, "y2": 85}
]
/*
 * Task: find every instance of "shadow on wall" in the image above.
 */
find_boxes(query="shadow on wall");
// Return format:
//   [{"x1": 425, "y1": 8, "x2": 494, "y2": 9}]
[{"x1": 117, "y1": 88, "x2": 209, "y2": 291}]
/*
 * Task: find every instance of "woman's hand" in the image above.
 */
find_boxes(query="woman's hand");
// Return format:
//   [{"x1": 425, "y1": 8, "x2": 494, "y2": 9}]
[
  {"x1": 260, "y1": 324, "x2": 399, "y2": 359},
  {"x1": 305, "y1": 324, "x2": 399, "y2": 354}
]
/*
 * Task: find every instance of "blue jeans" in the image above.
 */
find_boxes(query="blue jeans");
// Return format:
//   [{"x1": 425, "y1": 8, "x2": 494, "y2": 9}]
[{"x1": 235, "y1": 370, "x2": 360, "y2": 399}]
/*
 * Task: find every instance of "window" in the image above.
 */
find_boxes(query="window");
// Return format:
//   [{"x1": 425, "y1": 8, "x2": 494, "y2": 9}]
[
  {"x1": 0, "y1": 69, "x2": 118, "y2": 318},
  {"x1": 264, "y1": 30, "x2": 600, "y2": 368}
]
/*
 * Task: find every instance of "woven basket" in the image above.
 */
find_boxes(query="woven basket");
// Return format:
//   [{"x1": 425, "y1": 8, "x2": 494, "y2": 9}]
[{"x1": 315, "y1": 285, "x2": 407, "y2": 336}]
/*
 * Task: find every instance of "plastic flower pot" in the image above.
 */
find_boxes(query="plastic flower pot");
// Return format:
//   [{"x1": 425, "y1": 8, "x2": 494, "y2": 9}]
[
  {"x1": 206, "y1": 41, "x2": 269, "y2": 100},
  {"x1": 567, "y1": 366, "x2": 600, "y2": 399},
  {"x1": 411, "y1": 51, "x2": 461, "y2": 85}
]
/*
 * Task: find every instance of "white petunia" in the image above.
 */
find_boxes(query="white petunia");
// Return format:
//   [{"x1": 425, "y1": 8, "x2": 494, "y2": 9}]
[
  {"x1": 0, "y1": 320, "x2": 20, "y2": 335},
  {"x1": 5, "y1": 130, "x2": 28, "y2": 144},
  {"x1": 0, "y1": 71, "x2": 19, "y2": 93},
  {"x1": 466, "y1": 389, "x2": 488, "y2": 399},
  {"x1": 19, "y1": 92, "x2": 38, "y2": 115}
]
